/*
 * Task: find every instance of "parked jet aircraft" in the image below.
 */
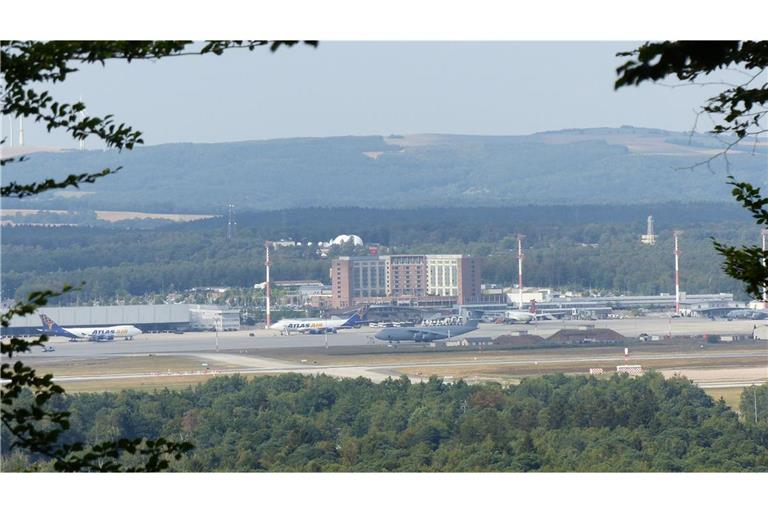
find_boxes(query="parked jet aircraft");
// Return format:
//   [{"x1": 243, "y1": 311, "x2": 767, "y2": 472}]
[
  {"x1": 269, "y1": 307, "x2": 367, "y2": 334},
  {"x1": 39, "y1": 314, "x2": 142, "y2": 341},
  {"x1": 505, "y1": 300, "x2": 561, "y2": 323},
  {"x1": 375, "y1": 320, "x2": 479, "y2": 342},
  {"x1": 726, "y1": 309, "x2": 768, "y2": 320}
]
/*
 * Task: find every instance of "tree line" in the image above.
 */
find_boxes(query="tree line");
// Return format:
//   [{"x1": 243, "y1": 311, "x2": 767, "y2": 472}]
[
  {"x1": 3, "y1": 373, "x2": 767, "y2": 472},
  {"x1": 2, "y1": 204, "x2": 758, "y2": 303}
]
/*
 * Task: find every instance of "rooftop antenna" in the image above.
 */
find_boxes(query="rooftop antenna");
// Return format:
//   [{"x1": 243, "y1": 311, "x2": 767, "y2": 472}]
[
  {"x1": 517, "y1": 234, "x2": 526, "y2": 310},
  {"x1": 226, "y1": 204, "x2": 236, "y2": 241},
  {"x1": 674, "y1": 230, "x2": 683, "y2": 315}
]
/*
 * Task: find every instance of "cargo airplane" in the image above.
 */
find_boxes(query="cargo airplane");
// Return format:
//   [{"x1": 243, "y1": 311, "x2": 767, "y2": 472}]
[
  {"x1": 269, "y1": 307, "x2": 368, "y2": 335},
  {"x1": 39, "y1": 314, "x2": 142, "y2": 341},
  {"x1": 375, "y1": 319, "x2": 479, "y2": 342}
]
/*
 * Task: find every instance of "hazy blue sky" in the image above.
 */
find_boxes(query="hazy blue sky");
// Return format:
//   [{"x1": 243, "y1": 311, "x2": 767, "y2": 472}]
[{"x1": 3, "y1": 42, "x2": 734, "y2": 148}]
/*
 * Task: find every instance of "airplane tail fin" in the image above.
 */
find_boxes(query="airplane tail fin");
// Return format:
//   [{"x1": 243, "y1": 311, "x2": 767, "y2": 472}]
[
  {"x1": 39, "y1": 314, "x2": 68, "y2": 335},
  {"x1": 344, "y1": 305, "x2": 370, "y2": 327},
  {"x1": 344, "y1": 313, "x2": 362, "y2": 326}
]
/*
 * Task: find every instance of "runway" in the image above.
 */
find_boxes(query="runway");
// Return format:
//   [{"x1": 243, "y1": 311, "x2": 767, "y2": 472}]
[{"x1": 44, "y1": 347, "x2": 768, "y2": 385}]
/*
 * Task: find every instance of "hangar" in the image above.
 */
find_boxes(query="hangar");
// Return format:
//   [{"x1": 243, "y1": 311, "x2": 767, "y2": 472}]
[{"x1": 2, "y1": 303, "x2": 192, "y2": 336}]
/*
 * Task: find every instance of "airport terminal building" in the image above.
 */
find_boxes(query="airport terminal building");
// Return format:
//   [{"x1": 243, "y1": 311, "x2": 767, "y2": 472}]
[{"x1": 331, "y1": 254, "x2": 482, "y2": 308}]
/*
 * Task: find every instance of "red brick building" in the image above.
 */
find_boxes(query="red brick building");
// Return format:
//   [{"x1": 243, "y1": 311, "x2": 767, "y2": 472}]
[{"x1": 331, "y1": 254, "x2": 481, "y2": 308}]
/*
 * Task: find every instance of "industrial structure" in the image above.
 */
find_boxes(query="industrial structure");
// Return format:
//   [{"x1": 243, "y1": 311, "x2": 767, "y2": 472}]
[
  {"x1": 330, "y1": 254, "x2": 482, "y2": 308},
  {"x1": 641, "y1": 215, "x2": 657, "y2": 245}
]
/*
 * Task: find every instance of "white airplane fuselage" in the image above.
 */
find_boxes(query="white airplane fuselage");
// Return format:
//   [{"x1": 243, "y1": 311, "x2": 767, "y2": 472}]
[
  {"x1": 39, "y1": 314, "x2": 142, "y2": 341},
  {"x1": 50, "y1": 325, "x2": 142, "y2": 341},
  {"x1": 268, "y1": 317, "x2": 350, "y2": 334}
]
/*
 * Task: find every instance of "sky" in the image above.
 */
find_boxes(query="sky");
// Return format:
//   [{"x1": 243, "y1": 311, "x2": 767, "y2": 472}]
[{"x1": 1, "y1": 41, "x2": 743, "y2": 149}]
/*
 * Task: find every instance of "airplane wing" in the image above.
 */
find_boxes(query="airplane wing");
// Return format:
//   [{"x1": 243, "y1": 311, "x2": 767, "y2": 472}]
[{"x1": 398, "y1": 327, "x2": 447, "y2": 336}]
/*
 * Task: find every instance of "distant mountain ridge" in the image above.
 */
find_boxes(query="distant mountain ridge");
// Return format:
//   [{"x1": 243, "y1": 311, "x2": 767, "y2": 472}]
[{"x1": 3, "y1": 127, "x2": 765, "y2": 213}]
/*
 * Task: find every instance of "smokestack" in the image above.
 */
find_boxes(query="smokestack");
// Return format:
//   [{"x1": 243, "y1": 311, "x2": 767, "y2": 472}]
[
  {"x1": 18, "y1": 117, "x2": 24, "y2": 146},
  {"x1": 674, "y1": 231, "x2": 681, "y2": 314},
  {"x1": 517, "y1": 234, "x2": 525, "y2": 310},
  {"x1": 265, "y1": 241, "x2": 271, "y2": 328}
]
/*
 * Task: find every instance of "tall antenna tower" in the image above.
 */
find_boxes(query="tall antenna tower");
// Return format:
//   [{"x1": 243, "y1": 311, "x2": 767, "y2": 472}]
[
  {"x1": 517, "y1": 234, "x2": 526, "y2": 310},
  {"x1": 674, "y1": 230, "x2": 683, "y2": 315},
  {"x1": 226, "y1": 204, "x2": 236, "y2": 240},
  {"x1": 264, "y1": 241, "x2": 272, "y2": 328},
  {"x1": 762, "y1": 229, "x2": 768, "y2": 304}
]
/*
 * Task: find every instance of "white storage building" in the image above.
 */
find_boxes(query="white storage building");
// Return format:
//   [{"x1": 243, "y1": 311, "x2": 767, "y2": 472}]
[{"x1": 189, "y1": 305, "x2": 241, "y2": 332}]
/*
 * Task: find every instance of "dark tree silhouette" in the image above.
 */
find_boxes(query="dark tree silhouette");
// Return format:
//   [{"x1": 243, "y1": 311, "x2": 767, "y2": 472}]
[{"x1": 1, "y1": 40, "x2": 316, "y2": 471}]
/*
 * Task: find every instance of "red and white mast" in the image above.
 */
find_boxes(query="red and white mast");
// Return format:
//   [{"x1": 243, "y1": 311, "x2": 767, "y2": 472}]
[
  {"x1": 517, "y1": 234, "x2": 525, "y2": 310},
  {"x1": 674, "y1": 230, "x2": 682, "y2": 315},
  {"x1": 759, "y1": 228, "x2": 768, "y2": 305},
  {"x1": 265, "y1": 241, "x2": 272, "y2": 328}
]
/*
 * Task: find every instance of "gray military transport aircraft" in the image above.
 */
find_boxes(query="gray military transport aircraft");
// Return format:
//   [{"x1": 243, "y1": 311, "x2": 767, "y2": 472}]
[{"x1": 374, "y1": 320, "x2": 479, "y2": 342}]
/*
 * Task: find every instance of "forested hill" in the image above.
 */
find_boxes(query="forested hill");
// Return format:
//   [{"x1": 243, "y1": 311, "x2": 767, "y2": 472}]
[{"x1": 3, "y1": 127, "x2": 765, "y2": 212}]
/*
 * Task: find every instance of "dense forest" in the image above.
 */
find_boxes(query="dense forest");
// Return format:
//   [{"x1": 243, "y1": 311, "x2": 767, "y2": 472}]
[
  {"x1": 3, "y1": 374, "x2": 768, "y2": 472},
  {"x1": 1, "y1": 204, "x2": 759, "y2": 302},
  {"x1": 2, "y1": 128, "x2": 765, "y2": 212}
]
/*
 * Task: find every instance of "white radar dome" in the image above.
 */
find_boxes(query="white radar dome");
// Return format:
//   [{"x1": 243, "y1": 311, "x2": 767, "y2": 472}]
[{"x1": 330, "y1": 234, "x2": 364, "y2": 246}]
